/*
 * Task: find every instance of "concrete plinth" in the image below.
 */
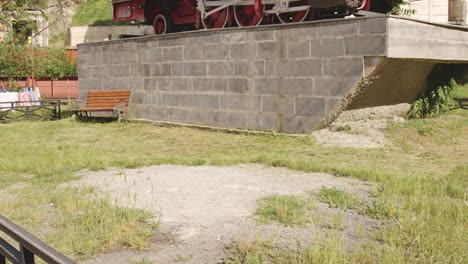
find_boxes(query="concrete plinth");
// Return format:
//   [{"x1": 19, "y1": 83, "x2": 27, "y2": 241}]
[{"x1": 78, "y1": 15, "x2": 468, "y2": 134}]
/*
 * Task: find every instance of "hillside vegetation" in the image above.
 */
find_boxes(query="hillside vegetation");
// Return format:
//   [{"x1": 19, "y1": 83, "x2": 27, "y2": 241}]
[{"x1": 71, "y1": 0, "x2": 120, "y2": 26}]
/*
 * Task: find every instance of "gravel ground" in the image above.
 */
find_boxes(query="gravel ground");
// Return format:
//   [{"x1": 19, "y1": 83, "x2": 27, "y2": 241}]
[{"x1": 72, "y1": 164, "x2": 382, "y2": 264}]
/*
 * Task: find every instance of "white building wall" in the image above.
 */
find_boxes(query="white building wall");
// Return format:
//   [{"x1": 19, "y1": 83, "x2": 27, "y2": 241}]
[{"x1": 402, "y1": 0, "x2": 468, "y2": 25}]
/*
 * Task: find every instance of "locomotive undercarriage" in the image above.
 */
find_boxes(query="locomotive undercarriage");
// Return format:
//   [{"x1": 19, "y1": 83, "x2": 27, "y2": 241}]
[{"x1": 112, "y1": 0, "x2": 371, "y2": 35}]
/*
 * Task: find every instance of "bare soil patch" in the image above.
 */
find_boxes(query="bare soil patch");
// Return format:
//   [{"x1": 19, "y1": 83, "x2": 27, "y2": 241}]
[{"x1": 72, "y1": 164, "x2": 382, "y2": 264}]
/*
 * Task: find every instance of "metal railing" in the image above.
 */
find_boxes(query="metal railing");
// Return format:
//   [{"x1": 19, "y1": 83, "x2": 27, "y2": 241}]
[
  {"x1": 0, "y1": 100, "x2": 61, "y2": 123},
  {"x1": 0, "y1": 215, "x2": 75, "y2": 264}
]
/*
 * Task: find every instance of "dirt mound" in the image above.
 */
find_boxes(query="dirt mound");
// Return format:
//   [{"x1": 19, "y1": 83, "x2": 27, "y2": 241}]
[{"x1": 313, "y1": 104, "x2": 410, "y2": 148}]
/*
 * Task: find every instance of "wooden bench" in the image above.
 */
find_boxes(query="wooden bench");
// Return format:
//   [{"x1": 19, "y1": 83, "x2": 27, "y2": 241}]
[{"x1": 72, "y1": 90, "x2": 132, "y2": 122}]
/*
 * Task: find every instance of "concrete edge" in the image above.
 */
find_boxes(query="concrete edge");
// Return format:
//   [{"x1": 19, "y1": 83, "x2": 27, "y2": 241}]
[
  {"x1": 77, "y1": 15, "x2": 387, "y2": 48},
  {"x1": 130, "y1": 118, "x2": 310, "y2": 137}
]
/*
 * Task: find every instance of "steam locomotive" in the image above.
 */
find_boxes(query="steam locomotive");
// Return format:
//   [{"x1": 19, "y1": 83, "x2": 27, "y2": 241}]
[{"x1": 112, "y1": 0, "x2": 372, "y2": 34}]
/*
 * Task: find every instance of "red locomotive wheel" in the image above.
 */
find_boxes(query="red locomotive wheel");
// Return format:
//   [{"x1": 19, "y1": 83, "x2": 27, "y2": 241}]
[
  {"x1": 277, "y1": 0, "x2": 309, "y2": 24},
  {"x1": 234, "y1": 5, "x2": 263, "y2": 27},
  {"x1": 153, "y1": 14, "x2": 172, "y2": 35},
  {"x1": 201, "y1": 7, "x2": 229, "y2": 29}
]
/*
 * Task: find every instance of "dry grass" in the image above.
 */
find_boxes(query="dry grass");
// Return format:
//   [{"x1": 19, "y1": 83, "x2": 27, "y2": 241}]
[{"x1": 0, "y1": 108, "x2": 467, "y2": 262}]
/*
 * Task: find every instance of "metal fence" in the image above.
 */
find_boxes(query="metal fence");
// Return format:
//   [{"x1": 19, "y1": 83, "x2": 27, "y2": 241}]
[
  {"x1": 0, "y1": 100, "x2": 61, "y2": 123},
  {"x1": 0, "y1": 215, "x2": 75, "y2": 264}
]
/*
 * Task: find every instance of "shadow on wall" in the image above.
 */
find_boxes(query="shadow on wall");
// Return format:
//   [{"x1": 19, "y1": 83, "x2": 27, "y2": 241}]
[{"x1": 348, "y1": 59, "x2": 468, "y2": 109}]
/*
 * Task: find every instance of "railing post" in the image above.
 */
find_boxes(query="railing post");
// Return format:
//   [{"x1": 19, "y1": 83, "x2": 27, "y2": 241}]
[{"x1": 20, "y1": 245, "x2": 34, "y2": 264}]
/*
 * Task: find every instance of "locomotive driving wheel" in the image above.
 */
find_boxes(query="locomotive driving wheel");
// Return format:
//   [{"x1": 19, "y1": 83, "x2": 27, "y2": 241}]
[
  {"x1": 201, "y1": 7, "x2": 230, "y2": 29},
  {"x1": 277, "y1": 0, "x2": 309, "y2": 24},
  {"x1": 153, "y1": 14, "x2": 172, "y2": 35},
  {"x1": 234, "y1": 5, "x2": 263, "y2": 27}
]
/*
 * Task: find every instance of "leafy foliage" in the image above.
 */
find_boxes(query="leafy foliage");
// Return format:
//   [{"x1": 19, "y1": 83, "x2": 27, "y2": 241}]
[
  {"x1": 410, "y1": 67, "x2": 458, "y2": 119},
  {"x1": 0, "y1": 43, "x2": 77, "y2": 81}
]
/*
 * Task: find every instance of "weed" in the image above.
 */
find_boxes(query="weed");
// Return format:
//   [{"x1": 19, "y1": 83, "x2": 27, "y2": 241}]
[
  {"x1": 335, "y1": 124, "x2": 351, "y2": 132},
  {"x1": 317, "y1": 187, "x2": 365, "y2": 211},
  {"x1": 255, "y1": 195, "x2": 315, "y2": 226},
  {"x1": 133, "y1": 256, "x2": 152, "y2": 264}
]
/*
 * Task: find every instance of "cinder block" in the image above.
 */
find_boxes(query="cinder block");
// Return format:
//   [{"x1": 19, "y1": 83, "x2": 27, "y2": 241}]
[
  {"x1": 281, "y1": 78, "x2": 314, "y2": 96},
  {"x1": 295, "y1": 97, "x2": 326, "y2": 116},
  {"x1": 245, "y1": 113, "x2": 278, "y2": 131},
  {"x1": 163, "y1": 47, "x2": 184, "y2": 62},
  {"x1": 281, "y1": 115, "x2": 303, "y2": 133},
  {"x1": 181, "y1": 94, "x2": 220, "y2": 109},
  {"x1": 208, "y1": 61, "x2": 233, "y2": 76},
  {"x1": 132, "y1": 91, "x2": 145, "y2": 104},
  {"x1": 254, "y1": 78, "x2": 281, "y2": 95},
  {"x1": 94, "y1": 53, "x2": 105, "y2": 65},
  {"x1": 264, "y1": 60, "x2": 296, "y2": 77},
  {"x1": 228, "y1": 78, "x2": 251, "y2": 94},
  {"x1": 289, "y1": 25, "x2": 319, "y2": 39},
  {"x1": 318, "y1": 20, "x2": 359, "y2": 38},
  {"x1": 230, "y1": 43, "x2": 255, "y2": 59},
  {"x1": 144, "y1": 78, "x2": 158, "y2": 91},
  {"x1": 295, "y1": 59, "x2": 322, "y2": 77},
  {"x1": 314, "y1": 77, "x2": 361, "y2": 97},
  {"x1": 249, "y1": 29, "x2": 275, "y2": 41},
  {"x1": 189, "y1": 32, "x2": 221, "y2": 45},
  {"x1": 130, "y1": 64, "x2": 150, "y2": 77},
  {"x1": 222, "y1": 31, "x2": 245, "y2": 43},
  {"x1": 158, "y1": 36, "x2": 186, "y2": 47},
  {"x1": 141, "y1": 48, "x2": 162, "y2": 63},
  {"x1": 323, "y1": 57, "x2": 363, "y2": 77},
  {"x1": 161, "y1": 93, "x2": 181, "y2": 106},
  {"x1": 203, "y1": 44, "x2": 229, "y2": 60},
  {"x1": 345, "y1": 35, "x2": 386, "y2": 56},
  {"x1": 287, "y1": 39, "x2": 310, "y2": 58},
  {"x1": 157, "y1": 78, "x2": 172, "y2": 91},
  {"x1": 319, "y1": 38, "x2": 345, "y2": 57},
  {"x1": 79, "y1": 79, "x2": 101, "y2": 91},
  {"x1": 172, "y1": 78, "x2": 191, "y2": 91},
  {"x1": 220, "y1": 94, "x2": 261, "y2": 111},
  {"x1": 102, "y1": 78, "x2": 129, "y2": 90},
  {"x1": 128, "y1": 78, "x2": 144, "y2": 91},
  {"x1": 219, "y1": 111, "x2": 248, "y2": 129},
  {"x1": 92, "y1": 66, "x2": 108, "y2": 78},
  {"x1": 150, "y1": 63, "x2": 172, "y2": 76},
  {"x1": 79, "y1": 67, "x2": 92, "y2": 79},
  {"x1": 254, "y1": 61, "x2": 265, "y2": 76},
  {"x1": 78, "y1": 54, "x2": 94, "y2": 65},
  {"x1": 143, "y1": 92, "x2": 161, "y2": 105},
  {"x1": 111, "y1": 52, "x2": 129, "y2": 64},
  {"x1": 262, "y1": 95, "x2": 294, "y2": 114},
  {"x1": 359, "y1": 18, "x2": 387, "y2": 35},
  {"x1": 193, "y1": 78, "x2": 227, "y2": 93},
  {"x1": 256, "y1": 42, "x2": 280, "y2": 59},
  {"x1": 109, "y1": 65, "x2": 130, "y2": 78},
  {"x1": 148, "y1": 106, "x2": 167, "y2": 120},
  {"x1": 184, "y1": 46, "x2": 204, "y2": 61},
  {"x1": 233, "y1": 61, "x2": 252, "y2": 76},
  {"x1": 184, "y1": 62, "x2": 207, "y2": 76},
  {"x1": 172, "y1": 62, "x2": 184, "y2": 76}
]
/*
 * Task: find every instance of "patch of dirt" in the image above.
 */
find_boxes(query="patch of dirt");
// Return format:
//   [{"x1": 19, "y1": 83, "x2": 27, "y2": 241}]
[
  {"x1": 72, "y1": 164, "x2": 383, "y2": 264},
  {"x1": 313, "y1": 103, "x2": 410, "y2": 148}
]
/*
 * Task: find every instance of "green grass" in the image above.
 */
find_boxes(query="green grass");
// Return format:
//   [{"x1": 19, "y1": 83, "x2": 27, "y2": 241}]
[
  {"x1": 0, "y1": 108, "x2": 467, "y2": 263},
  {"x1": 255, "y1": 195, "x2": 315, "y2": 226},
  {"x1": 453, "y1": 83, "x2": 468, "y2": 98},
  {"x1": 71, "y1": 0, "x2": 123, "y2": 26},
  {"x1": 317, "y1": 187, "x2": 365, "y2": 211}
]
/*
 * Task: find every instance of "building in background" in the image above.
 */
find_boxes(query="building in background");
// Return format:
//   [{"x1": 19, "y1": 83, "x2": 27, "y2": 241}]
[
  {"x1": 0, "y1": 9, "x2": 49, "y2": 46},
  {"x1": 403, "y1": 0, "x2": 467, "y2": 25}
]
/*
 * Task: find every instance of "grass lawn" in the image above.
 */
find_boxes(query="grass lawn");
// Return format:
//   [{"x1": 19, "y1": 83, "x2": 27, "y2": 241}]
[
  {"x1": 0, "y1": 109, "x2": 467, "y2": 263},
  {"x1": 453, "y1": 83, "x2": 468, "y2": 98}
]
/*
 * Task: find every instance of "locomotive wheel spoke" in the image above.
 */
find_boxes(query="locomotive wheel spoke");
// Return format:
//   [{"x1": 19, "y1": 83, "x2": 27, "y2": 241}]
[
  {"x1": 277, "y1": 1, "x2": 309, "y2": 24},
  {"x1": 153, "y1": 14, "x2": 172, "y2": 35},
  {"x1": 201, "y1": 7, "x2": 229, "y2": 29},
  {"x1": 234, "y1": 5, "x2": 263, "y2": 27}
]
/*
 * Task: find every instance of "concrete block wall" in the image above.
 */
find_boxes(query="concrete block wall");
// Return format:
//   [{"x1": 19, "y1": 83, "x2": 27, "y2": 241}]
[
  {"x1": 388, "y1": 18, "x2": 468, "y2": 61},
  {"x1": 78, "y1": 16, "x2": 468, "y2": 133},
  {"x1": 79, "y1": 17, "x2": 388, "y2": 133}
]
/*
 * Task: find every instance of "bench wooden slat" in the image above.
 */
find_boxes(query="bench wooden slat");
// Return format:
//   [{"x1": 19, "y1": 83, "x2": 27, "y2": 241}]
[{"x1": 72, "y1": 90, "x2": 132, "y2": 122}]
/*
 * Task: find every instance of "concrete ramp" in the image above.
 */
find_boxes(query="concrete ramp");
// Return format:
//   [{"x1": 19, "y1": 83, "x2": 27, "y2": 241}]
[{"x1": 78, "y1": 15, "x2": 468, "y2": 133}]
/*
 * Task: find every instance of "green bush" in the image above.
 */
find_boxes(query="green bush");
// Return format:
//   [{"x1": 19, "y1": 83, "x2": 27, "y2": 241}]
[{"x1": 0, "y1": 44, "x2": 77, "y2": 81}]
